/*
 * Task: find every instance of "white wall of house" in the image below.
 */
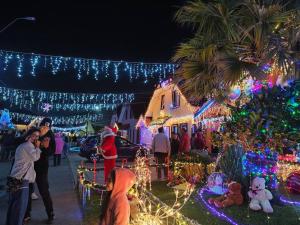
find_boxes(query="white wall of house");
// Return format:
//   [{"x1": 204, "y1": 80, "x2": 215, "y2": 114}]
[
  {"x1": 111, "y1": 104, "x2": 140, "y2": 144},
  {"x1": 144, "y1": 83, "x2": 197, "y2": 137}
]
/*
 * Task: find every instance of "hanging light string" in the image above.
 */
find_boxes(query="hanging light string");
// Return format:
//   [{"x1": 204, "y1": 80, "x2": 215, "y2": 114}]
[
  {"x1": 5, "y1": 99, "x2": 117, "y2": 112},
  {"x1": 0, "y1": 50, "x2": 176, "y2": 82},
  {"x1": 0, "y1": 86, "x2": 134, "y2": 105},
  {"x1": 10, "y1": 111, "x2": 103, "y2": 125}
]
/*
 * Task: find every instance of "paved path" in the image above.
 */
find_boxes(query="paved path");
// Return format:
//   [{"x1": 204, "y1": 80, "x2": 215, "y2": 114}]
[{"x1": 0, "y1": 157, "x2": 83, "y2": 225}]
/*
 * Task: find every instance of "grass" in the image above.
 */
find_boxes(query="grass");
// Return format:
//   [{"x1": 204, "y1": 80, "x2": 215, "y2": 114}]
[
  {"x1": 151, "y1": 181, "x2": 300, "y2": 225},
  {"x1": 79, "y1": 181, "x2": 300, "y2": 225},
  {"x1": 80, "y1": 190, "x2": 102, "y2": 225}
]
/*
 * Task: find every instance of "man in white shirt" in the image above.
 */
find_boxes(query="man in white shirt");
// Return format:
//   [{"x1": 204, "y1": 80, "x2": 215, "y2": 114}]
[
  {"x1": 152, "y1": 127, "x2": 171, "y2": 180},
  {"x1": 6, "y1": 127, "x2": 41, "y2": 225}
]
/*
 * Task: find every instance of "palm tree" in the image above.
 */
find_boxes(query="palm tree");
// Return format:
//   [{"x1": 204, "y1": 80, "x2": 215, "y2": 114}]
[{"x1": 173, "y1": 0, "x2": 300, "y2": 99}]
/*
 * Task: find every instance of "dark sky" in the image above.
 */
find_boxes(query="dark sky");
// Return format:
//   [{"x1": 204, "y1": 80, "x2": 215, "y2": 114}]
[
  {"x1": 0, "y1": 1, "x2": 191, "y2": 123},
  {"x1": 0, "y1": 1, "x2": 190, "y2": 93},
  {"x1": 0, "y1": 1, "x2": 188, "y2": 66}
]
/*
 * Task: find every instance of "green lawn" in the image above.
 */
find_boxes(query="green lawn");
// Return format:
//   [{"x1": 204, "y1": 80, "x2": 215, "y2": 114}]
[
  {"x1": 151, "y1": 181, "x2": 300, "y2": 225},
  {"x1": 79, "y1": 182, "x2": 300, "y2": 225}
]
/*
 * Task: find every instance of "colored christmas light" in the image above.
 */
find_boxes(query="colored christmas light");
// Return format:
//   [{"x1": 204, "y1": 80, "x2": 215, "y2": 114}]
[
  {"x1": 195, "y1": 188, "x2": 240, "y2": 225},
  {"x1": 279, "y1": 196, "x2": 300, "y2": 206},
  {"x1": 242, "y1": 150, "x2": 278, "y2": 189},
  {"x1": 0, "y1": 50, "x2": 176, "y2": 82}
]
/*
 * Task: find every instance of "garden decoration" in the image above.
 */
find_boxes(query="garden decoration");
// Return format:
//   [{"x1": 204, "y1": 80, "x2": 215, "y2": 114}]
[
  {"x1": 208, "y1": 181, "x2": 243, "y2": 208},
  {"x1": 286, "y1": 171, "x2": 300, "y2": 194},
  {"x1": 248, "y1": 177, "x2": 273, "y2": 213},
  {"x1": 207, "y1": 172, "x2": 228, "y2": 195}
]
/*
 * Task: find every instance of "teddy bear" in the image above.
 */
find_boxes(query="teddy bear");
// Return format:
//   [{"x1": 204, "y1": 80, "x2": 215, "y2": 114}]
[
  {"x1": 248, "y1": 177, "x2": 273, "y2": 213},
  {"x1": 208, "y1": 182, "x2": 243, "y2": 208}
]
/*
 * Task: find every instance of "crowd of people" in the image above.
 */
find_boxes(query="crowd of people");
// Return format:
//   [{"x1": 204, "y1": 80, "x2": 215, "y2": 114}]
[
  {"x1": 4, "y1": 122, "x2": 220, "y2": 225},
  {"x1": 152, "y1": 127, "x2": 219, "y2": 180},
  {"x1": 4, "y1": 118, "x2": 72, "y2": 225}
]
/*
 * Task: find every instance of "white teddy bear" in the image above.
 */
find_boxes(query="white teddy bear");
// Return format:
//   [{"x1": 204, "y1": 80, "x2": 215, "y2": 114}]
[{"x1": 248, "y1": 177, "x2": 273, "y2": 213}]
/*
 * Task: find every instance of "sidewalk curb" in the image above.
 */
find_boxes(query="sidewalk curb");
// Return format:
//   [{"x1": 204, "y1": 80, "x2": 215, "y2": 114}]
[{"x1": 66, "y1": 155, "x2": 78, "y2": 189}]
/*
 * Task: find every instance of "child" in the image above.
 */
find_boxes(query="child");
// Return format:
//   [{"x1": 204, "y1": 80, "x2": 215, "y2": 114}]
[{"x1": 100, "y1": 168, "x2": 136, "y2": 225}]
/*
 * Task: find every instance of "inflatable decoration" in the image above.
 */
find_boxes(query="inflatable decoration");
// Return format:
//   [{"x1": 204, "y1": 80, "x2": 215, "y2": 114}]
[{"x1": 286, "y1": 171, "x2": 300, "y2": 194}]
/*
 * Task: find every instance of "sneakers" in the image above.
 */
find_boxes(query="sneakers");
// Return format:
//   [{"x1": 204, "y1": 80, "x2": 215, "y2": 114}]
[
  {"x1": 31, "y1": 192, "x2": 39, "y2": 200},
  {"x1": 23, "y1": 216, "x2": 31, "y2": 223}
]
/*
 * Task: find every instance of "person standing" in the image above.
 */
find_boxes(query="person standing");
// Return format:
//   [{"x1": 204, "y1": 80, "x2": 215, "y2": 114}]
[
  {"x1": 170, "y1": 132, "x2": 180, "y2": 157},
  {"x1": 179, "y1": 128, "x2": 190, "y2": 155},
  {"x1": 98, "y1": 126, "x2": 118, "y2": 183},
  {"x1": 6, "y1": 127, "x2": 41, "y2": 225},
  {"x1": 30, "y1": 118, "x2": 56, "y2": 223},
  {"x1": 62, "y1": 134, "x2": 69, "y2": 158},
  {"x1": 53, "y1": 133, "x2": 64, "y2": 166},
  {"x1": 152, "y1": 127, "x2": 171, "y2": 180},
  {"x1": 195, "y1": 129, "x2": 205, "y2": 150}
]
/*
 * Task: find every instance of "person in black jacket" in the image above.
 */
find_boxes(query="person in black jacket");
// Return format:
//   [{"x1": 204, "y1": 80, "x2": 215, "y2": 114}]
[{"x1": 25, "y1": 118, "x2": 56, "y2": 224}]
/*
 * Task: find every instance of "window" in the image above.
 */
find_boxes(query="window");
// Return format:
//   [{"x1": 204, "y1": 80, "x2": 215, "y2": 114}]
[
  {"x1": 172, "y1": 90, "x2": 180, "y2": 107},
  {"x1": 160, "y1": 95, "x2": 165, "y2": 110},
  {"x1": 171, "y1": 124, "x2": 178, "y2": 134},
  {"x1": 192, "y1": 124, "x2": 197, "y2": 134},
  {"x1": 164, "y1": 126, "x2": 170, "y2": 139}
]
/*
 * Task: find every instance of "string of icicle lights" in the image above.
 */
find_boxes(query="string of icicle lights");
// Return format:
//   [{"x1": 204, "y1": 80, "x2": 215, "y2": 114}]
[
  {"x1": 10, "y1": 111, "x2": 103, "y2": 125},
  {"x1": 0, "y1": 86, "x2": 135, "y2": 105},
  {"x1": 0, "y1": 50, "x2": 176, "y2": 82}
]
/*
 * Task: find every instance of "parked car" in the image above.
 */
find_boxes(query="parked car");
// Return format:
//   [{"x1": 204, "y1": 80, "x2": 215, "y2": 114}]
[{"x1": 79, "y1": 135, "x2": 148, "y2": 162}]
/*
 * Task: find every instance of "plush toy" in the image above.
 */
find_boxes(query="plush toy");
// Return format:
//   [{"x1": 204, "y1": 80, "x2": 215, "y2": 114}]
[
  {"x1": 208, "y1": 182, "x2": 243, "y2": 208},
  {"x1": 248, "y1": 177, "x2": 273, "y2": 213},
  {"x1": 207, "y1": 172, "x2": 228, "y2": 195}
]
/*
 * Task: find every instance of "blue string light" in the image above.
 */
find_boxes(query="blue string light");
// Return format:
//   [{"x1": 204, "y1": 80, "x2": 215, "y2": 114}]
[
  {"x1": 0, "y1": 50, "x2": 176, "y2": 82},
  {"x1": 242, "y1": 150, "x2": 278, "y2": 189},
  {"x1": 10, "y1": 111, "x2": 103, "y2": 125},
  {"x1": 0, "y1": 86, "x2": 135, "y2": 105}
]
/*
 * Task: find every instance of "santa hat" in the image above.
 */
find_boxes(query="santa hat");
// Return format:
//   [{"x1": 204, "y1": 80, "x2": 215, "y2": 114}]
[{"x1": 101, "y1": 126, "x2": 115, "y2": 139}]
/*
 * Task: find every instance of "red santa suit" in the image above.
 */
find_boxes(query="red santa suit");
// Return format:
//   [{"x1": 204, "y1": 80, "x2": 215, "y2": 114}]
[{"x1": 98, "y1": 127, "x2": 118, "y2": 183}]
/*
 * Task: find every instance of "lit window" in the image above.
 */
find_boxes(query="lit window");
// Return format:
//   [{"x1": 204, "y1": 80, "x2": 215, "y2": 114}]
[
  {"x1": 172, "y1": 90, "x2": 180, "y2": 107},
  {"x1": 161, "y1": 95, "x2": 165, "y2": 110}
]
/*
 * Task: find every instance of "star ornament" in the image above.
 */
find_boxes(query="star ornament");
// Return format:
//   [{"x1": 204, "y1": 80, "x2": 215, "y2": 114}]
[{"x1": 42, "y1": 103, "x2": 53, "y2": 113}]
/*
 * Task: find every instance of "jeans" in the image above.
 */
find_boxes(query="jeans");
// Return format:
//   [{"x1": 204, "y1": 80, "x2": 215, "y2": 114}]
[
  {"x1": 154, "y1": 152, "x2": 168, "y2": 179},
  {"x1": 25, "y1": 183, "x2": 34, "y2": 218},
  {"x1": 53, "y1": 154, "x2": 61, "y2": 166},
  {"x1": 6, "y1": 180, "x2": 29, "y2": 225}
]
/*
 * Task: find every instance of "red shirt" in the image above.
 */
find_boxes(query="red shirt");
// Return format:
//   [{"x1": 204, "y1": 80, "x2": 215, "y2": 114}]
[{"x1": 179, "y1": 133, "x2": 190, "y2": 153}]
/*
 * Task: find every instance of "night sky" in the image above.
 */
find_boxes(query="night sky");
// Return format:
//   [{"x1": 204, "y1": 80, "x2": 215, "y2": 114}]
[{"x1": 0, "y1": 0, "x2": 190, "y2": 93}]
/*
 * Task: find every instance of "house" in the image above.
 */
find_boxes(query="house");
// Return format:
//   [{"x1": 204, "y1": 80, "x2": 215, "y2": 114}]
[
  {"x1": 136, "y1": 79, "x2": 198, "y2": 147},
  {"x1": 193, "y1": 99, "x2": 231, "y2": 151},
  {"x1": 110, "y1": 102, "x2": 148, "y2": 144}
]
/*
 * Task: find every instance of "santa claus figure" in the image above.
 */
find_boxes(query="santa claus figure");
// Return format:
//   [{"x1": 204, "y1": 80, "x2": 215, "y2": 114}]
[{"x1": 98, "y1": 126, "x2": 118, "y2": 183}]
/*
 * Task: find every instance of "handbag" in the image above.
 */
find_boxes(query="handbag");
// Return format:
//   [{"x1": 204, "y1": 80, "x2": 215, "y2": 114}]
[{"x1": 6, "y1": 165, "x2": 30, "y2": 193}]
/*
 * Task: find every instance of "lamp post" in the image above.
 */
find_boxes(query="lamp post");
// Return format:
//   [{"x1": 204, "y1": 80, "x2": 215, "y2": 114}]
[{"x1": 0, "y1": 17, "x2": 36, "y2": 33}]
